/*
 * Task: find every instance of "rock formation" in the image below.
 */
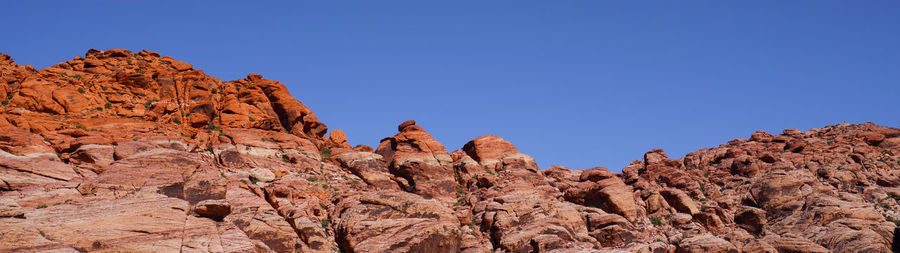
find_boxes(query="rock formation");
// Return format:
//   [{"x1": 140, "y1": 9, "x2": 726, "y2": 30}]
[{"x1": 1, "y1": 49, "x2": 899, "y2": 252}]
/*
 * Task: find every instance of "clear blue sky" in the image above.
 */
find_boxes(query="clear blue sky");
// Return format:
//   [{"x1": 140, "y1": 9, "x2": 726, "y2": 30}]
[{"x1": 3, "y1": 1, "x2": 898, "y2": 172}]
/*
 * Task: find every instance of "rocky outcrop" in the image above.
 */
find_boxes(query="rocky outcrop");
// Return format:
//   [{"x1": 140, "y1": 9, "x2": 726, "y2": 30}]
[
  {"x1": 1, "y1": 50, "x2": 899, "y2": 252},
  {"x1": 0, "y1": 49, "x2": 328, "y2": 141},
  {"x1": 375, "y1": 120, "x2": 458, "y2": 200},
  {"x1": 562, "y1": 166, "x2": 641, "y2": 221},
  {"x1": 334, "y1": 191, "x2": 462, "y2": 252}
]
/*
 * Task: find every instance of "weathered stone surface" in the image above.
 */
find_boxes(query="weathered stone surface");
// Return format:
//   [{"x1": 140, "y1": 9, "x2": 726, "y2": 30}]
[
  {"x1": 661, "y1": 188, "x2": 699, "y2": 215},
  {"x1": 0, "y1": 150, "x2": 80, "y2": 190},
  {"x1": 334, "y1": 190, "x2": 462, "y2": 253},
  {"x1": 0, "y1": 199, "x2": 24, "y2": 218},
  {"x1": 329, "y1": 129, "x2": 350, "y2": 148},
  {"x1": 563, "y1": 170, "x2": 641, "y2": 221},
  {"x1": 375, "y1": 121, "x2": 458, "y2": 200},
  {"x1": 1, "y1": 51, "x2": 899, "y2": 253},
  {"x1": 3, "y1": 190, "x2": 260, "y2": 252},
  {"x1": 333, "y1": 151, "x2": 401, "y2": 190},
  {"x1": 226, "y1": 183, "x2": 303, "y2": 253},
  {"x1": 734, "y1": 207, "x2": 766, "y2": 235},
  {"x1": 0, "y1": 126, "x2": 55, "y2": 156},
  {"x1": 113, "y1": 141, "x2": 158, "y2": 160},
  {"x1": 249, "y1": 167, "x2": 277, "y2": 182},
  {"x1": 764, "y1": 235, "x2": 830, "y2": 253},
  {"x1": 193, "y1": 199, "x2": 231, "y2": 221},
  {"x1": 464, "y1": 136, "x2": 602, "y2": 252},
  {"x1": 676, "y1": 234, "x2": 737, "y2": 253}
]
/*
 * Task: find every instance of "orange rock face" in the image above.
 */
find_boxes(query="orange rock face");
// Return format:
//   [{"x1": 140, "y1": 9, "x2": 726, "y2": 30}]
[
  {"x1": 1, "y1": 50, "x2": 900, "y2": 253},
  {"x1": 0, "y1": 49, "x2": 327, "y2": 142}
]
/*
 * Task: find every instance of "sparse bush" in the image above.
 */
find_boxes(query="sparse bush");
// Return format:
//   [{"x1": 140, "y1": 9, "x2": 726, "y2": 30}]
[
  {"x1": 886, "y1": 216, "x2": 900, "y2": 226},
  {"x1": 36, "y1": 204, "x2": 48, "y2": 209},
  {"x1": 320, "y1": 148, "x2": 332, "y2": 161},
  {"x1": 104, "y1": 102, "x2": 111, "y2": 109},
  {"x1": 77, "y1": 88, "x2": 85, "y2": 94},
  {"x1": 650, "y1": 216, "x2": 662, "y2": 226},
  {"x1": 144, "y1": 99, "x2": 157, "y2": 108}
]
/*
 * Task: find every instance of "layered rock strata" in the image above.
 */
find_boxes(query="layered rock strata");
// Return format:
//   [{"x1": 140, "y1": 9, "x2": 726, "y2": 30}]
[{"x1": 1, "y1": 50, "x2": 899, "y2": 252}]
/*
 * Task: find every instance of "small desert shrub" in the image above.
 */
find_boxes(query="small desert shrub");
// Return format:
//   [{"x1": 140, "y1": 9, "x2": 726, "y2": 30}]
[
  {"x1": 320, "y1": 148, "x2": 332, "y2": 161},
  {"x1": 650, "y1": 216, "x2": 662, "y2": 226}
]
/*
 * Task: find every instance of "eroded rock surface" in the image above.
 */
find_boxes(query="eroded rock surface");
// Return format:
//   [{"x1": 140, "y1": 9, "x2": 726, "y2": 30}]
[{"x1": 1, "y1": 50, "x2": 899, "y2": 252}]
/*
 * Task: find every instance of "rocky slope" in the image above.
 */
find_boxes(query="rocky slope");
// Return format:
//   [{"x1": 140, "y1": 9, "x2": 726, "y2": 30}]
[{"x1": 1, "y1": 49, "x2": 899, "y2": 253}]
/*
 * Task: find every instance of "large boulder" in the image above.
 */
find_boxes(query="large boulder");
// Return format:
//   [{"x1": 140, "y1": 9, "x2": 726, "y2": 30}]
[
  {"x1": 563, "y1": 167, "x2": 640, "y2": 221},
  {"x1": 334, "y1": 190, "x2": 462, "y2": 252}
]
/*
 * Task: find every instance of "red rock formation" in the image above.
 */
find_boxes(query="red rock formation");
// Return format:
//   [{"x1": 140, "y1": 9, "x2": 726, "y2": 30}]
[
  {"x1": 1, "y1": 50, "x2": 899, "y2": 253},
  {"x1": 375, "y1": 120, "x2": 458, "y2": 201}
]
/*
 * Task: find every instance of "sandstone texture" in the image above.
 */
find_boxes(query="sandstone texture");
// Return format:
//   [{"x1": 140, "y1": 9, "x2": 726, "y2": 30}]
[{"x1": 1, "y1": 50, "x2": 900, "y2": 252}]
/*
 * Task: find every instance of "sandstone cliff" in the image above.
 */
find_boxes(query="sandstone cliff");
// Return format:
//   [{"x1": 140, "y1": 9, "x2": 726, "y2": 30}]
[{"x1": 1, "y1": 49, "x2": 898, "y2": 253}]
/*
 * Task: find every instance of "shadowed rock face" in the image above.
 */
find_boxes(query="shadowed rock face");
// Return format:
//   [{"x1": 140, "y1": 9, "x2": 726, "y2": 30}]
[{"x1": 1, "y1": 49, "x2": 900, "y2": 252}]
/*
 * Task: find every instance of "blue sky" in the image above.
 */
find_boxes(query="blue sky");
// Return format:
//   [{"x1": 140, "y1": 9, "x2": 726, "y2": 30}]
[{"x1": 2, "y1": 1, "x2": 898, "y2": 171}]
